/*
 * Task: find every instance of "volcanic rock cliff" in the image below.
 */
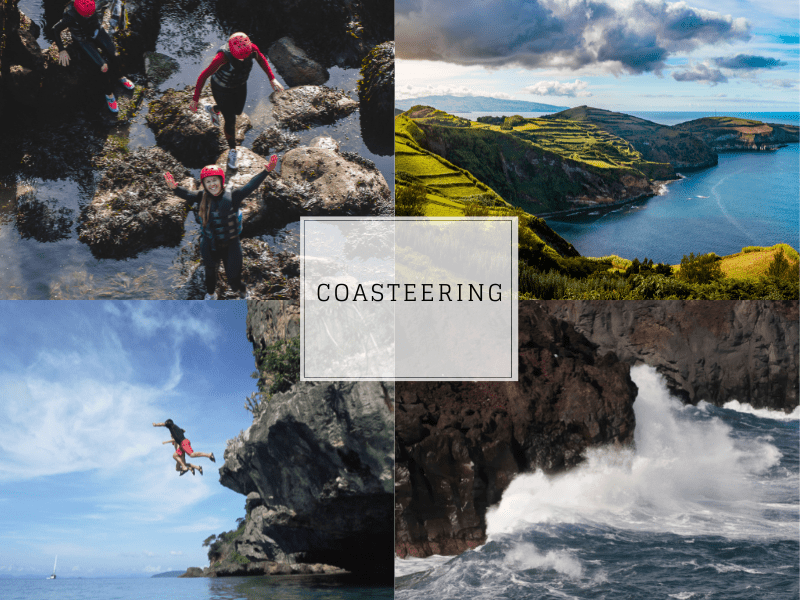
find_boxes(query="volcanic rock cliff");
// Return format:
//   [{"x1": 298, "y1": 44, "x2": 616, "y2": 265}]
[
  {"x1": 395, "y1": 301, "x2": 638, "y2": 558},
  {"x1": 540, "y1": 300, "x2": 799, "y2": 412},
  {"x1": 212, "y1": 300, "x2": 394, "y2": 577}
]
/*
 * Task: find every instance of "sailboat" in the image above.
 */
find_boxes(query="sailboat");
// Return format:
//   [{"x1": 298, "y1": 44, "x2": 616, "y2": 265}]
[{"x1": 47, "y1": 555, "x2": 57, "y2": 579}]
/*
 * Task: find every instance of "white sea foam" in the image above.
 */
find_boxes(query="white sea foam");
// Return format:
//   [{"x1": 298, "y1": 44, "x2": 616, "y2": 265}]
[
  {"x1": 395, "y1": 554, "x2": 455, "y2": 577},
  {"x1": 504, "y1": 542, "x2": 584, "y2": 579},
  {"x1": 722, "y1": 400, "x2": 800, "y2": 421},
  {"x1": 486, "y1": 365, "x2": 790, "y2": 539}
]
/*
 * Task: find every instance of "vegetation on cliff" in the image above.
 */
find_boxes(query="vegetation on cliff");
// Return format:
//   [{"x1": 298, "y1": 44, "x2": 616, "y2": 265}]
[
  {"x1": 545, "y1": 106, "x2": 717, "y2": 170},
  {"x1": 394, "y1": 105, "x2": 799, "y2": 300},
  {"x1": 672, "y1": 117, "x2": 800, "y2": 151}
]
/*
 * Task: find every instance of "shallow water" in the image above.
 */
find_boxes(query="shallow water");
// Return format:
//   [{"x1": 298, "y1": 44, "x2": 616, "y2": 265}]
[
  {"x1": 0, "y1": 574, "x2": 392, "y2": 600},
  {"x1": 2, "y1": 0, "x2": 392, "y2": 299}
]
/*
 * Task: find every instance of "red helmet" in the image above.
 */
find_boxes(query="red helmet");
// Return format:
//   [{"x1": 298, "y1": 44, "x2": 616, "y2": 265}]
[
  {"x1": 74, "y1": 0, "x2": 96, "y2": 17},
  {"x1": 200, "y1": 165, "x2": 225, "y2": 186},
  {"x1": 228, "y1": 33, "x2": 252, "y2": 59}
]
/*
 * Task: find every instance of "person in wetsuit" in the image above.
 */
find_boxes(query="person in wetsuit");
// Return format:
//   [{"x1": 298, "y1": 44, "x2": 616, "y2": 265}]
[
  {"x1": 52, "y1": 0, "x2": 134, "y2": 113},
  {"x1": 153, "y1": 419, "x2": 216, "y2": 476},
  {"x1": 164, "y1": 154, "x2": 278, "y2": 300},
  {"x1": 190, "y1": 33, "x2": 284, "y2": 169}
]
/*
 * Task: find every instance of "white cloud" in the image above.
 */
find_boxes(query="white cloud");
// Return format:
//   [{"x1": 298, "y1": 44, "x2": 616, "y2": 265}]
[
  {"x1": 143, "y1": 565, "x2": 163, "y2": 573},
  {"x1": 524, "y1": 79, "x2": 592, "y2": 97},
  {"x1": 170, "y1": 551, "x2": 184, "y2": 556}
]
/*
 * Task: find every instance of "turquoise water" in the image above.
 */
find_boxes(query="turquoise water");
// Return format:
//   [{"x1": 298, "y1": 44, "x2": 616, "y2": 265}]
[
  {"x1": 0, "y1": 574, "x2": 392, "y2": 600},
  {"x1": 546, "y1": 144, "x2": 799, "y2": 264}
]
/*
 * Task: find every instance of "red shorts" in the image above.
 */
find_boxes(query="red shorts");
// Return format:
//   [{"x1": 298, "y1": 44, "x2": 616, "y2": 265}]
[{"x1": 175, "y1": 439, "x2": 194, "y2": 456}]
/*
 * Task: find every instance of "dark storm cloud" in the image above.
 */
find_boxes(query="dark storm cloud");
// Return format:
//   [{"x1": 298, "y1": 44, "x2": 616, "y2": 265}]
[
  {"x1": 396, "y1": 0, "x2": 750, "y2": 73},
  {"x1": 713, "y1": 54, "x2": 788, "y2": 69},
  {"x1": 672, "y1": 63, "x2": 728, "y2": 84}
]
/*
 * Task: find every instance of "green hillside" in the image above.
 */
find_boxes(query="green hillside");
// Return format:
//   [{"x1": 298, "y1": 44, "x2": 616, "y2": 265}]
[
  {"x1": 401, "y1": 106, "x2": 669, "y2": 215},
  {"x1": 546, "y1": 106, "x2": 717, "y2": 171},
  {"x1": 395, "y1": 113, "x2": 579, "y2": 262}
]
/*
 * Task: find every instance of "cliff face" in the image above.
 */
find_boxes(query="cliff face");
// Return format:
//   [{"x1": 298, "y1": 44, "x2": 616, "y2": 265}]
[
  {"x1": 395, "y1": 302, "x2": 638, "y2": 558},
  {"x1": 415, "y1": 117, "x2": 661, "y2": 216},
  {"x1": 212, "y1": 300, "x2": 393, "y2": 577},
  {"x1": 672, "y1": 117, "x2": 800, "y2": 152},
  {"x1": 540, "y1": 301, "x2": 799, "y2": 412}
]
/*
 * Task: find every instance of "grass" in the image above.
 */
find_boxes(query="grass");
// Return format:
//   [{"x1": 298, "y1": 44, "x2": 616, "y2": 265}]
[{"x1": 716, "y1": 244, "x2": 799, "y2": 279}]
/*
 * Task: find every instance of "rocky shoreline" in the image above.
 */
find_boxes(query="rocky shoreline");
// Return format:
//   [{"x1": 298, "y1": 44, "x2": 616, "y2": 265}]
[
  {"x1": 395, "y1": 300, "x2": 800, "y2": 559},
  {"x1": 181, "y1": 300, "x2": 394, "y2": 578},
  {"x1": 0, "y1": 0, "x2": 393, "y2": 299}
]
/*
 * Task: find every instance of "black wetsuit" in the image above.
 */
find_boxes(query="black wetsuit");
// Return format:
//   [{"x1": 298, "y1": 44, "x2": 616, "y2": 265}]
[
  {"x1": 173, "y1": 169, "x2": 269, "y2": 295},
  {"x1": 52, "y1": 4, "x2": 121, "y2": 95},
  {"x1": 165, "y1": 423, "x2": 186, "y2": 445}
]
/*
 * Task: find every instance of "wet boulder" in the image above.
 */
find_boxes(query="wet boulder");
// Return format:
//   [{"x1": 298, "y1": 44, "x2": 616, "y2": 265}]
[
  {"x1": 107, "y1": 0, "x2": 162, "y2": 74},
  {"x1": 267, "y1": 37, "x2": 328, "y2": 87},
  {"x1": 78, "y1": 147, "x2": 192, "y2": 259},
  {"x1": 146, "y1": 85, "x2": 251, "y2": 167},
  {"x1": 271, "y1": 85, "x2": 358, "y2": 131},
  {"x1": 251, "y1": 126, "x2": 300, "y2": 156},
  {"x1": 357, "y1": 41, "x2": 393, "y2": 156},
  {"x1": 357, "y1": 41, "x2": 392, "y2": 124},
  {"x1": 277, "y1": 138, "x2": 392, "y2": 217}
]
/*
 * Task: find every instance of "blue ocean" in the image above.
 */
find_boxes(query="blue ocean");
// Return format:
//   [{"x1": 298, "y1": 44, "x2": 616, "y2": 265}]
[
  {"x1": 0, "y1": 574, "x2": 392, "y2": 600},
  {"x1": 396, "y1": 366, "x2": 800, "y2": 600},
  {"x1": 455, "y1": 111, "x2": 799, "y2": 264}
]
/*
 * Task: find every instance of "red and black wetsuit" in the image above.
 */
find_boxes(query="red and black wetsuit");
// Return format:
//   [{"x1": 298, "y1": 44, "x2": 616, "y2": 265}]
[
  {"x1": 52, "y1": 4, "x2": 121, "y2": 95},
  {"x1": 193, "y1": 44, "x2": 277, "y2": 148},
  {"x1": 172, "y1": 169, "x2": 269, "y2": 296}
]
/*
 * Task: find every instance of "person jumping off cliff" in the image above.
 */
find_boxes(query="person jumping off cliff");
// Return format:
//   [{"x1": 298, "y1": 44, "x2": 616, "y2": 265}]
[
  {"x1": 190, "y1": 32, "x2": 284, "y2": 169},
  {"x1": 52, "y1": 0, "x2": 134, "y2": 113},
  {"x1": 153, "y1": 419, "x2": 215, "y2": 476},
  {"x1": 163, "y1": 154, "x2": 278, "y2": 300}
]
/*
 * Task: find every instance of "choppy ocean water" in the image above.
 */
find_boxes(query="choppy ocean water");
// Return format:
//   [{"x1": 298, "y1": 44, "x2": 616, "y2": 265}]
[
  {"x1": 0, "y1": 574, "x2": 392, "y2": 600},
  {"x1": 396, "y1": 366, "x2": 800, "y2": 600}
]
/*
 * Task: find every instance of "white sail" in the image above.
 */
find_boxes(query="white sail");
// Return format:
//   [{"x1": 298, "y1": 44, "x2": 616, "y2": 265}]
[{"x1": 48, "y1": 555, "x2": 57, "y2": 579}]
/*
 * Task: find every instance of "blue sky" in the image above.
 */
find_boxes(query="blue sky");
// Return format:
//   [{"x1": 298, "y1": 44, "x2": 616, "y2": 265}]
[
  {"x1": 0, "y1": 302, "x2": 259, "y2": 578},
  {"x1": 396, "y1": 0, "x2": 799, "y2": 112}
]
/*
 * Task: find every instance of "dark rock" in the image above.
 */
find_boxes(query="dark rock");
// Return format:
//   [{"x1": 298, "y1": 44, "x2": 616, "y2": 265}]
[
  {"x1": 251, "y1": 126, "x2": 300, "y2": 156},
  {"x1": 219, "y1": 376, "x2": 394, "y2": 576},
  {"x1": 78, "y1": 147, "x2": 191, "y2": 258},
  {"x1": 357, "y1": 42, "x2": 392, "y2": 118},
  {"x1": 215, "y1": 0, "x2": 392, "y2": 69},
  {"x1": 246, "y1": 300, "x2": 300, "y2": 349},
  {"x1": 240, "y1": 239, "x2": 299, "y2": 300},
  {"x1": 540, "y1": 300, "x2": 799, "y2": 412},
  {"x1": 146, "y1": 86, "x2": 251, "y2": 167},
  {"x1": 267, "y1": 37, "x2": 328, "y2": 87},
  {"x1": 279, "y1": 143, "x2": 391, "y2": 216},
  {"x1": 179, "y1": 567, "x2": 205, "y2": 578},
  {"x1": 271, "y1": 85, "x2": 358, "y2": 131},
  {"x1": 143, "y1": 51, "x2": 179, "y2": 87},
  {"x1": 395, "y1": 301, "x2": 638, "y2": 558},
  {"x1": 15, "y1": 189, "x2": 74, "y2": 242},
  {"x1": 6, "y1": 65, "x2": 42, "y2": 106},
  {"x1": 110, "y1": 0, "x2": 162, "y2": 74},
  {"x1": 7, "y1": 23, "x2": 46, "y2": 71}
]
